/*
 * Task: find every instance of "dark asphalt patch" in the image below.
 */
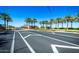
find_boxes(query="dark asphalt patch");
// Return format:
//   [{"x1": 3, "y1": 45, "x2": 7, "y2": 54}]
[
  {"x1": 0, "y1": 31, "x2": 14, "y2": 53},
  {"x1": 0, "y1": 38, "x2": 8, "y2": 47}
]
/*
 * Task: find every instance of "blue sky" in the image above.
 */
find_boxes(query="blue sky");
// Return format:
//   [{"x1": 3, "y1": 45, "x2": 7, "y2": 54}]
[{"x1": 0, "y1": 6, "x2": 79, "y2": 27}]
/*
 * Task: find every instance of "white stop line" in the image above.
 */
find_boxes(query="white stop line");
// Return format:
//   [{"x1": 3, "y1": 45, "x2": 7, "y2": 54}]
[{"x1": 51, "y1": 44, "x2": 79, "y2": 53}]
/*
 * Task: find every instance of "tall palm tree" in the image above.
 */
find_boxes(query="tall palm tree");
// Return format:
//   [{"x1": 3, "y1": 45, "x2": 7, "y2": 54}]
[
  {"x1": 39, "y1": 21, "x2": 43, "y2": 28},
  {"x1": 0, "y1": 13, "x2": 12, "y2": 29},
  {"x1": 58, "y1": 18, "x2": 64, "y2": 28},
  {"x1": 64, "y1": 16, "x2": 70, "y2": 30},
  {"x1": 75, "y1": 13, "x2": 79, "y2": 28},
  {"x1": 53, "y1": 19, "x2": 58, "y2": 29},
  {"x1": 48, "y1": 19, "x2": 54, "y2": 29},
  {"x1": 69, "y1": 17, "x2": 75, "y2": 28},
  {"x1": 64, "y1": 16, "x2": 75, "y2": 30},
  {"x1": 55, "y1": 18, "x2": 62, "y2": 29},
  {"x1": 43, "y1": 21, "x2": 49, "y2": 29},
  {"x1": 76, "y1": 13, "x2": 79, "y2": 20},
  {"x1": 24, "y1": 18, "x2": 32, "y2": 29},
  {"x1": 6, "y1": 16, "x2": 12, "y2": 29},
  {"x1": 0, "y1": 13, "x2": 8, "y2": 29},
  {"x1": 39, "y1": 21, "x2": 45, "y2": 28},
  {"x1": 32, "y1": 18, "x2": 37, "y2": 27}
]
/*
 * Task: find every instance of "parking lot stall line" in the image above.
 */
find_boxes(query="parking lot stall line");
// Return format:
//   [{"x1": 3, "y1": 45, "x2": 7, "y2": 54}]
[
  {"x1": 31, "y1": 32, "x2": 79, "y2": 47},
  {"x1": 18, "y1": 32, "x2": 35, "y2": 53},
  {"x1": 51, "y1": 44, "x2": 79, "y2": 49},
  {"x1": 51, "y1": 45, "x2": 59, "y2": 53},
  {"x1": 24, "y1": 34, "x2": 32, "y2": 39},
  {"x1": 52, "y1": 32, "x2": 79, "y2": 39},
  {"x1": 10, "y1": 31, "x2": 15, "y2": 53}
]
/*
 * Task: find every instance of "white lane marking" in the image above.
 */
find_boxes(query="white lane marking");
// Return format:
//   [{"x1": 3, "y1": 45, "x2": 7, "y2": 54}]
[
  {"x1": 51, "y1": 44, "x2": 79, "y2": 50},
  {"x1": 18, "y1": 32, "x2": 35, "y2": 53},
  {"x1": 10, "y1": 31, "x2": 15, "y2": 53},
  {"x1": 24, "y1": 34, "x2": 32, "y2": 39},
  {"x1": 52, "y1": 32, "x2": 79, "y2": 39},
  {"x1": 33, "y1": 33, "x2": 79, "y2": 47},
  {"x1": 30, "y1": 34, "x2": 42, "y2": 36},
  {"x1": 52, "y1": 32, "x2": 56, "y2": 34},
  {"x1": 21, "y1": 31, "x2": 33, "y2": 34},
  {"x1": 51, "y1": 45, "x2": 59, "y2": 53},
  {"x1": 24, "y1": 34, "x2": 42, "y2": 38},
  {"x1": 21, "y1": 32, "x2": 27, "y2": 33},
  {"x1": 56, "y1": 32, "x2": 79, "y2": 34}
]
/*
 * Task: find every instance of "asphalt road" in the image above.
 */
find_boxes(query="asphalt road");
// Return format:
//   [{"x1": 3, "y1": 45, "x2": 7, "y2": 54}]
[{"x1": 0, "y1": 30, "x2": 79, "y2": 53}]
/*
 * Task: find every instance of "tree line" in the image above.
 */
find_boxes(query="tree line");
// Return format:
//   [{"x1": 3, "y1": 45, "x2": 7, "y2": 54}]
[{"x1": 24, "y1": 13, "x2": 79, "y2": 30}]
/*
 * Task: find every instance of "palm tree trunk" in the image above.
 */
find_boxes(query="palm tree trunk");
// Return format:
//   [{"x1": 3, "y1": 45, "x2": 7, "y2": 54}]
[
  {"x1": 34, "y1": 22, "x2": 35, "y2": 29},
  {"x1": 71, "y1": 21, "x2": 73, "y2": 28},
  {"x1": 56, "y1": 23, "x2": 58, "y2": 28},
  {"x1": 58, "y1": 22, "x2": 59, "y2": 29},
  {"x1": 27, "y1": 23, "x2": 29, "y2": 29},
  {"x1": 62, "y1": 22, "x2": 63, "y2": 28},
  {"x1": 4, "y1": 20, "x2": 7, "y2": 30},
  {"x1": 34, "y1": 22, "x2": 35, "y2": 27},
  {"x1": 40, "y1": 24, "x2": 42, "y2": 28},
  {"x1": 6, "y1": 21, "x2": 8, "y2": 29},
  {"x1": 43, "y1": 24, "x2": 44, "y2": 28},
  {"x1": 45, "y1": 24, "x2": 47, "y2": 29},
  {"x1": 28, "y1": 23, "x2": 30, "y2": 29},
  {"x1": 50, "y1": 23, "x2": 52, "y2": 29},
  {"x1": 55, "y1": 23, "x2": 57, "y2": 29},
  {"x1": 67, "y1": 21, "x2": 68, "y2": 31}
]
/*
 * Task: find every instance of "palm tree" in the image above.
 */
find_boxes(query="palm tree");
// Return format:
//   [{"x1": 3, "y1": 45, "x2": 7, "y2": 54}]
[
  {"x1": 6, "y1": 16, "x2": 12, "y2": 29},
  {"x1": 65, "y1": 16, "x2": 75, "y2": 29},
  {"x1": 58, "y1": 18, "x2": 64, "y2": 28},
  {"x1": 0, "y1": 13, "x2": 12, "y2": 29},
  {"x1": 64, "y1": 16, "x2": 75, "y2": 30},
  {"x1": 48, "y1": 19, "x2": 54, "y2": 29},
  {"x1": 75, "y1": 13, "x2": 79, "y2": 28},
  {"x1": 32, "y1": 18, "x2": 37, "y2": 27},
  {"x1": 39, "y1": 21, "x2": 45, "y2": 28},
  {"x1": 43, "y1": 21, "x2": 49, "y2": 29},
  {"x1": 0, "y1": 13, "x2": 8, "y2": 29},
  {"x1": 64, "y1": 16, "x2": 70, "y2": 30},
  {"x1": 55, "y1": 18, "x2": 62, "y2": 29},
  {"x1": 39, "y1": 21, "x2": 43, "y2": 28},
  {"x1": 69, "y1": 17, "x2": 75, "y2": 28},
  {"x1": 53, "y1": 19, "x2": 58, "y2": 29},
  {"x1": 24, "y1": 18, "x2": 32, "y2": 29},
  {"x1": 76, "y1": 13, "x2": 79, "y2": 20}
]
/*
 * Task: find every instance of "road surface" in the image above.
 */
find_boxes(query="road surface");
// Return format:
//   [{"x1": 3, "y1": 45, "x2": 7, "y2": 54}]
[{"x1": 0, "y1": 30, "x2": 79, "y2": 53}]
